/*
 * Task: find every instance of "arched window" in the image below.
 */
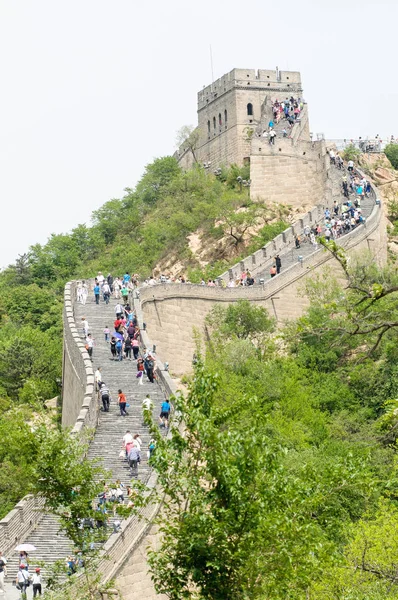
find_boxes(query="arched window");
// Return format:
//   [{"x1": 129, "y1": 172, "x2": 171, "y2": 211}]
[
  {"x1": 247, "y1": 103, "x2": 253, "y2": 116},
  {"x1": 213, "y1": 116, "x2": 216, "y2": 134},
  {"x1": 219, "y1": 113, "x2": 222, "y2": 126},
  {"x1": 224, "y1": 109, "x2": 228, "y2": 129},
  {"x1": 207, "y1": 120, "x2": 211, "y2": 139}
]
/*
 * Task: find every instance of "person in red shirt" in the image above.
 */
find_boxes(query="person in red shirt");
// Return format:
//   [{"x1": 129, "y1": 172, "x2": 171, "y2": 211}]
[
  {"x1": 118, "y1": 389, "x2": 128, "y2": 416},
  {"x1": 114, "y1": 318, "x2": 123, "y2": 332}
]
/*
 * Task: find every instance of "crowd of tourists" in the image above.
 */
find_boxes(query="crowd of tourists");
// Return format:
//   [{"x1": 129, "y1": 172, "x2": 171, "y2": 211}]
[{"x1": 0, "y1": 550, "x2": 42, "y2": 598}]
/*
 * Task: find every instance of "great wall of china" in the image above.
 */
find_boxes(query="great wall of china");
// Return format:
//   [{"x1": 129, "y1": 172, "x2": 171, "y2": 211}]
[{"x1": 0, "y1": 67, "x2": 389, "y2": 598}]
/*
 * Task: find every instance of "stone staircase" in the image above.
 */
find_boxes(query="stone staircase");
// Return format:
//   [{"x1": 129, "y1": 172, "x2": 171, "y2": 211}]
[
  {"x1": 255, "y1": 164, "x2": 375, "y2": 282},
  {"x1": 4, "y1": 293, "x2": 165, "y2": 596}
]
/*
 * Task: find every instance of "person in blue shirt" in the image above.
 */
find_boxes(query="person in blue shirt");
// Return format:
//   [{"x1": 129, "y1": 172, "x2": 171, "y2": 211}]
[
  {"x1": 159, "y1": 400, "x2": 171, "y2": 428},
  {"x1": 123, "y1": 272, "x2": 131, "y2": 284},
  {"x1": 93, "y1": 283, "x2": 100, "y2": 305}
]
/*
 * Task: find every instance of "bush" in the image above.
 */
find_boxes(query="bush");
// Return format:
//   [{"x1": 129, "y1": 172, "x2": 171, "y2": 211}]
[
  {"x1": 342, "y1": 144, "x2": 361, "y2": 162},
  {"x1": 384, "y1": 143, "x2": 398, "y2": 170}
]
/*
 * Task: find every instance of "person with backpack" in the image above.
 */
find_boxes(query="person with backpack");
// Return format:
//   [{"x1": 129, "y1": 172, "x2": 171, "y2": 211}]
[
  {"x1": 16, "y1": 565, "x2": 31, "y2": 599},
  {"x1": 145, "y1": 355, "x2": 155, "y2": 383},
  {"x1": 99, "y1": 383, "x2": 111, "y2": 412}
]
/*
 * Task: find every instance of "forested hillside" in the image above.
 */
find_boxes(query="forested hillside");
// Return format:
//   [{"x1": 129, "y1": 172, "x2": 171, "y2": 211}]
[
  {"x1": 0, "y1": 157, "x2": 288, "y2": 517},
  {"x1": 2, "y1": 151, "x2": 398, "y2": 599}
]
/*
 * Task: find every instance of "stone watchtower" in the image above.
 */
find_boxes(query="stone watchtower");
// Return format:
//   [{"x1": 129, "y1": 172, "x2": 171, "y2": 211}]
[{"x1": 176, "y1": 67, "x2": 329, "y2": 210}]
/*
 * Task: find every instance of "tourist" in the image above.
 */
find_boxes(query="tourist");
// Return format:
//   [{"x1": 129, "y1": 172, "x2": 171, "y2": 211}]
[
  {"x1": 269, "y1": 130, "x2": 276, "y2": 145},
  {"x1": 136, "y1": 358, "x2": 145, "y2": 385},
  {"x1": 270, "y1": 265, "x2": 277, "y2": 278},
  {"x1": 275, "y1": 255, "x2": 282, "y2": 274},
  {"x1": 32, "y1": 568, "x2": 42, "y2": 597},
  {"x1": 99, "y1": 383, "x2": 111, "y2": 412},
  {"x1": 121, "y1": 284, "x2": 129, "y2": 305},
  {"x1": 118, "y1": 389, "x2": 128, "y2": 417},
  {"x1": 110, "y1": 337, "x2": 117, "y2": 360},
  {"x1": 16, "y1": 565, "x2": 30, "y2": 598},
  {"x1": 102, "y1": 281, "x2": 111, "y2": 304},
  {"x1": 115, "y1": 338, "x2": 123, "y2": 361},
  {"x1": 95, "y1": 367, "x2": 102, "y2": 391},
  {"x1": 0, "y1": 551, "x2": 7, "y2": 596},
  {"x1": 124, "y1": 337, "x2": 132, "y2": 361},
  {"x1": 132, "y1": 338, "x2": 140, "y2": 360},
  {"x1": 145, "y1": 354, "x2": 155, "y2": 383},
  {"x1": 81, "y1": 281, "x2": 88, "y2": 305},
  {"x1": 159, "y1": 398, "x2": 171, "y2": 428},
  {"x1": 128, "y1": 445, "x2": 140, "y2": 478},
  {"x1": 81, "y1": 317, "x2": 89, "y2": 338},
  {"x1": 103, "y1": 325, "x2": 110, "y2": 343},
  {"x1": 113, "y1": 277, "x2": 121, "y2": 299},
  {"x1": 85, "y1": 334, "x2": 94, "y2": 360},
  {"x1": 93, "y1": 282, "x2": 100, "y2": 305}
]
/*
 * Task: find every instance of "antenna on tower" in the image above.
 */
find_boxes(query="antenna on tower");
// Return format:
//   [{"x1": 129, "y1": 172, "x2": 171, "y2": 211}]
[{"x1": 210, "y1": 45, "x2": 215, "y2": 84}]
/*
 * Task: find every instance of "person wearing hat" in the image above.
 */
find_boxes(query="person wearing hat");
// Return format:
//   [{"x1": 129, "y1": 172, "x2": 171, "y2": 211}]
[
  {"x1": 32, "y1": 568, "x2": 42, "y2": 597},
  {"x1": 16, "y1": 564, "x2": 30, "y2": 598}
]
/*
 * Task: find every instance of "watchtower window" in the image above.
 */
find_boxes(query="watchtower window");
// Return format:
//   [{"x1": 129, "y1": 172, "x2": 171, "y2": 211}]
[
  {"x1": 224, "y1": 109, "x2": 228, "y2": 128},
  {"x1": 213, "y1": 116, "x2": 216, "y2": 133},
  {"x1": 247, "y1": 103, "x2": 253, "y2": 116},
  {"x1": 207, "y1": 120, "x2": 211, "y2": 139},
  {"x1": 219, "y1": 113, "x2": 222, "y2": 126}
]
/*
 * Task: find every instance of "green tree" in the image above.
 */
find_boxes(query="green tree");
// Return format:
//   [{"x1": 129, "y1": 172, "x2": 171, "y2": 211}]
[
  {"x1": 384, "y1": 143, "x2": 398, "y2": 170},
  {"x1": 342, "y1": 144, "x2": 361, "y2": 162}
]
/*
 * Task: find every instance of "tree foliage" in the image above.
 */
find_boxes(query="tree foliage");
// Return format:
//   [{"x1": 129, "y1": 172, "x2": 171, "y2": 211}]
[{"x1": 384, "y1": 143, "x2": 398, "y2": 170}]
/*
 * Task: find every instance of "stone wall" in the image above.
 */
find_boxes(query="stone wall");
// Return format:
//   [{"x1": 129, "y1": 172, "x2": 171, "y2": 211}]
[
  {"x1": 140, "y1": 195, "x2": 386, "y2": 375},
  {"x1": 219, "y1": 204, "x2": 325, "y2": 283},
  {"x1": 0, "y1": 495, "x2": 45, "y2": 557},
  {"x1": 62, "y1": 281, "x2": 97, "y2": 432},
  {"x1": 249, "y1": 137, "x2": 328, "y2": 207}
]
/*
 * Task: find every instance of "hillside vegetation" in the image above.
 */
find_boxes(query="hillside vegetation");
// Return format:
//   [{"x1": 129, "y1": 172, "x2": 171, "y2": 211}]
[{"x1": 1, "y1": 151, "x2": 398, "y2": 599}]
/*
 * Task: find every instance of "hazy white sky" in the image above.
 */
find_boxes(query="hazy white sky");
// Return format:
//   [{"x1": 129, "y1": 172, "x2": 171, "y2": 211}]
[{"x1": 0, "y1": 0, "x2": 397, "y2": 267}]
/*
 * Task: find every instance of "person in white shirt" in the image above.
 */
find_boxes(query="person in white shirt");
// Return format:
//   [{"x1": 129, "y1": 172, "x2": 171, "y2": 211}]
[
  {"x1": 81, "y1": 282, "x2": 88, "y2": 305},
  {"x1": 76, "y1": 283, "x2": 83, "y2": 303},
  {"x1": 94, "y1": 367, "x2": 102, "y2": 391},
  {"x1": 16, "y1": 565, "x2": 30, "y2": 595},
  {"x1": 132, "y1": 434, "x2": 142, "y2": 450},
  {"x1": 97, "y1": 272, "x2": 105, "y2": 284},
  {"x1": 123, "y1": 430, "x2": 133, "y2": 447},
  {"x1": 0, "y1": 551, "x2": 7, "y2": 595},
  {"x1": 115, "y1": 303, "x2": 124, "y2": 318},
  {"x1": 81, "y1": 317, "x2": 89, "y2": 337},
  {"x1": 32, "y1": 568, "x2": 42, "y2": 597}
]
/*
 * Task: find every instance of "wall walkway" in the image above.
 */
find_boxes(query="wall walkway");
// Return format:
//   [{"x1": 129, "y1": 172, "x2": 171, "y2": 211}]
[{"x1": 140, "y1": 172, "x2": 386, "y2": 374}]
